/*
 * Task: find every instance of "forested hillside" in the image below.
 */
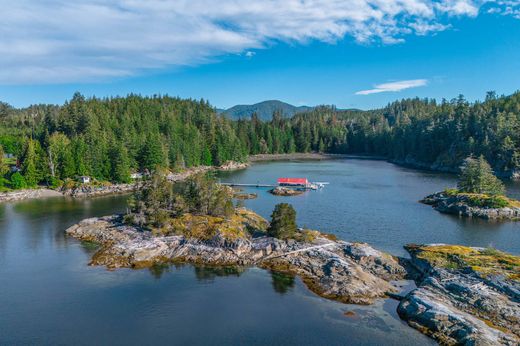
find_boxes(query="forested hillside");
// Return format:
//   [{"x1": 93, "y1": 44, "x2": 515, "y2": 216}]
[
  {"x1": 0, "y1": 91, "x2": 519, "y2": 188},
  {"x1": 220, "y1": 100, "x2": 312, "y2": 120}
]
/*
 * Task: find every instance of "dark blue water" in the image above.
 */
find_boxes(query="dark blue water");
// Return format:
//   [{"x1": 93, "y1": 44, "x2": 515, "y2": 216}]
[{"x1": 1, "y1": 159, "x2": 518, "y2": 344}]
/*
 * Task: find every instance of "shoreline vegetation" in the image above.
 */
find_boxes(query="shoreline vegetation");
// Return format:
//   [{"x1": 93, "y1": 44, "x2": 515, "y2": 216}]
[
  {"x1": 65, "y1": 173, "x2": 520, "y2": 345},
  {"x1": 1, "y1": 92, "x2": 519, "y2": 198},
  {"x1": 0, "y1": 153, "x2": 389, "y2": 203},
  {"x1": 0, "y1": 161, "x2": 248, "y2": 203},
  {"x1": 422, "y1": 155, "x2": 520, "y2": 220}
]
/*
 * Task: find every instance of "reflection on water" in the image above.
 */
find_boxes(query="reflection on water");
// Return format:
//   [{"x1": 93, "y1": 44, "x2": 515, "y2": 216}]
[
  {"x1": 194, "y1": 265, "x2": 245, "y2": 282},
  {"x1": 3, "y1": 159, "x2": 514, "y2": 344},
  {"x1": 270, "y1": 271, "x2": 296, "y2": 294}
]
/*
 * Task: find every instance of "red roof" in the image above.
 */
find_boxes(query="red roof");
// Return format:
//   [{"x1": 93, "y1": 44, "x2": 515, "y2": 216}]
[{"x1": 277, "y1": 178, "x2": 308, "y2": 184}]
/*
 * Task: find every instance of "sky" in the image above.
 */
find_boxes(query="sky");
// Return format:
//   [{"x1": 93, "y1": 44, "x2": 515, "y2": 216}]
[{"x1": 0, "y1": 0, "x2": 519, "y2": 110}]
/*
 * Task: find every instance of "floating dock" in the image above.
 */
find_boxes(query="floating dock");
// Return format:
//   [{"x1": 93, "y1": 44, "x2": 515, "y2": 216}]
[
  {"x1": 220, "y1": 177, "x2": 329, "y2": 190},
  {"x1": 220, "y1": 183, "x2": 277, "y2": 188}
]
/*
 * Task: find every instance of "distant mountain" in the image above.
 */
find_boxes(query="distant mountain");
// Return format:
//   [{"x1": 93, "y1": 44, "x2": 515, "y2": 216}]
[{"x1": 219, "y1": 100, "x2": 313, "y2": 120}]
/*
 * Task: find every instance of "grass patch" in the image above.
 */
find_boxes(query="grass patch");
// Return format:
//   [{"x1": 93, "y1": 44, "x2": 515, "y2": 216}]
[
  {"x1": 413, "y1": 244, "x2": 520, "y2": 281},
  {"x1": 151, "y1": 208, "x2": 268, "y2": 242},
  {"x1": 443, "y1": 189, "x2": 519, "y2": 208}
]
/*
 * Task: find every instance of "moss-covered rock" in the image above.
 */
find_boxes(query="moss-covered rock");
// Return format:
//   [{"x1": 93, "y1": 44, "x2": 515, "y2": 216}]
[{"x1": 398, "y1": 244, "x2": 520, "y2": 345}]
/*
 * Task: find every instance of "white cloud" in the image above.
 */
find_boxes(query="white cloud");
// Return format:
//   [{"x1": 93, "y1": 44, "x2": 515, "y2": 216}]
[
  {"x1": 244, "y1": 51, "x2": 256, "y2": 58},
  {"x1": 487, "y1": 1, "x2": 520, "y2": 19},
  {"x1": 0, "y1": 0, "x2": 516, "y2": 84},
  {"x1": 355, "y1": 79, "x2": 428, "y2": 95}
]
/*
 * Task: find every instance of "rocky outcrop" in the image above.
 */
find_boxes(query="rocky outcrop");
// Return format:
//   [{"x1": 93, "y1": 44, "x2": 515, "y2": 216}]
[
  {"x1": 0, "y1": 188, "x2": 62, "y2": 203},
  {"x1": 217, "y1": 161, "x2": 249, "y2": 171},
  {"x1": 269, "y1": 187, "x2": 304, "y2": 196},
  {"x1": 398, "y1": 244, "x2": 520, "y2": 345},
  {"x1": 65, "y1": 213, "x2": 406, "y2": 304},
  {"x1": 421, "y1": 191, "x2": 520, "y2": 220},
  {"x1": 261, "y1": 241, "x2": 406, "y2": 304},
  {"x1": 61, "y1": 183, "x2": 136, "y2": 198}
]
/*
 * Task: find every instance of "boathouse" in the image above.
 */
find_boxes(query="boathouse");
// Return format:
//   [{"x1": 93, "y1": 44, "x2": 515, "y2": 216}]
[{"x1": 277, "y1": 178, "x2": 309, "y2": 187}]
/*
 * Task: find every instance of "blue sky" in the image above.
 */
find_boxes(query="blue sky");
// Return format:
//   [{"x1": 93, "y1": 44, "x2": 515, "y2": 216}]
[{"x1": 1, "y1": 1, "x2": 519, "y2": 110}]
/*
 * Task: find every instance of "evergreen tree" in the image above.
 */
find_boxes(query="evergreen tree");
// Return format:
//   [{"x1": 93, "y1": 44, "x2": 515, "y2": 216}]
[
  {"x1": 268, "y1": 203, "x2": 297, "y2": 239},
  {"x1": 0, "y1": 145, "x2": 9, "y2": 187},
  {"x1": 20, "y1": 138, "x2": 39, "y2": 187},
  {"x1": 201, "y1": 145, "x2": 212, "y2": 166},
  {"x1": 110, "y1": 143, "x2": 131, "y2": 183},
  {"x1": 140, "y1": 136, "x2": 165, "y2": 171},
  {"x1": 457, "y1": 155, "x2": 505, "y2": 195},
  {"x1": 0, "y1": 145, "x2": 8, "y2": 177}
]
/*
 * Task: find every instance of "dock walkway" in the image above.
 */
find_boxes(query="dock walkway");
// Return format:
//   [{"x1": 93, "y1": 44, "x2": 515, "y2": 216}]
[{"x1": 220, "y1": 183, "x2": 277, "y2": 188}]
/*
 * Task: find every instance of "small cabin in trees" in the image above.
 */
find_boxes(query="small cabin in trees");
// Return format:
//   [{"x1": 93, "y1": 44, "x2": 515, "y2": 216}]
[{"x1": 78, "y1": 176, "x2": 91, "y2": 184}]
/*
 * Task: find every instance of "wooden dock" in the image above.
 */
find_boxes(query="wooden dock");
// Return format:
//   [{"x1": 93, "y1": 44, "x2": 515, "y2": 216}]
[{"x1": 220, "y1": 182, "x2": 276, "y2": 188}]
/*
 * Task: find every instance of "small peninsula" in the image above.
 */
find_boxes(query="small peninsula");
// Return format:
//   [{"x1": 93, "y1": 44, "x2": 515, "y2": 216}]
[
  {"x1": 422, "y1": 156, "x2": 520, "y2": 220},
  {"x1": 66, "y1": 172, "x2": 520, "y2": 345}
]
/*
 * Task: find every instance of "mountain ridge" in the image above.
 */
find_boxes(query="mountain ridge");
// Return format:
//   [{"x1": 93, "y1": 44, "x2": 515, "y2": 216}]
[{"x1": 219, "y1": 100, "x2": 313, "y2": 120}]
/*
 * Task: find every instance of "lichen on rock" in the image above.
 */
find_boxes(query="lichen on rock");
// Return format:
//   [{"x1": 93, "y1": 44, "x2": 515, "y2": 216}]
[{"x1": 398, "y1": 244, "x2": 520, "y2": 345}]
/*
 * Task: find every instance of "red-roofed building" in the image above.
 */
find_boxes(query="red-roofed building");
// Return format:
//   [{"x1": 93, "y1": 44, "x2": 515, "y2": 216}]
[{"x1": 277, "y1": 178, "x2": 309, "y2": 187}]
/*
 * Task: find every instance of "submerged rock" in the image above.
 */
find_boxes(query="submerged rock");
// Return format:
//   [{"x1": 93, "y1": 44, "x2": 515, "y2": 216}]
[
  {"x1": 233, "y1": 192, "x2": 258, "y2": 200},
  {"x1": 421, "y1": 191, "x2": 520, "y2": 221},
  {"x1": 398, "y1": 244, "x2": 520, "y2": 345}
]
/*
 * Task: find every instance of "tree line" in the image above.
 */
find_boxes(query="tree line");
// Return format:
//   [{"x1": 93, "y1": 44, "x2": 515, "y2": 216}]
[{"x1": 0, "y1": 90, "x2": 519, "y2": 189}]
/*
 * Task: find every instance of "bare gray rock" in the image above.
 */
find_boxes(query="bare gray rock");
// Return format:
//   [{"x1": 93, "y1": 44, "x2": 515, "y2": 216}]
[
  {"x1": 0, "y1": 188, "x2": 62, "y2": 203},
  {"x1": 66, "y1": 214, "x2": 406, "y2": 304},
  {"x1": 398, "y1": 244, "x2": 520, "y2": 345}
]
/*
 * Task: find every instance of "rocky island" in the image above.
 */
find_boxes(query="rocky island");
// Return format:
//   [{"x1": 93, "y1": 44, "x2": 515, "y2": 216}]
[
  {"x1": 268, "y1": 186, "x2": 304, "y2": 196},
  {"x1": 66, "y1": 213, "x2": 405, "y2": 304},
  {"x1": 421, "y1": 190, "x2": 520, "y2": 220},
  {"x1": 422, "y1": 156, "x2": 520, "y2": 221},
  {"x1": 65, "y1": 172, "x2": 520, "y2": 345}
]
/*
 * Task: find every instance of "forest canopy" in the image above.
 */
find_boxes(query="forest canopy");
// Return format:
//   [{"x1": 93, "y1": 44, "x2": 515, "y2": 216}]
[{"x1": 1, "y1": 90, "x2": 519, "y2": 188}]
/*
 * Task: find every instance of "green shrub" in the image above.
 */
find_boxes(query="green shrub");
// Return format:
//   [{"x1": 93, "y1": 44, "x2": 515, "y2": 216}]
[
  {"x1": 9, "y1": 172, "x2": 27, "y2": 189},
  {"x1": 466, "y1": 194, "x2": 509, "y2": 208},
  {"x1": 486, "y1": 196, "x2": 509, "y2": 208},
  {"x1": 444, "y1": 188, "x2": 459, "y2": 196}
]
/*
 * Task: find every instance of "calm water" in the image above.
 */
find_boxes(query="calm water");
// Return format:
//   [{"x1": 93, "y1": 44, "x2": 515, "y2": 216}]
[
  {"x1": 1, "y1": 159, "x2": 518, "y2": 345},
  {"x1": 219, "y1": 159, "x2": 520, "y2": 256}
]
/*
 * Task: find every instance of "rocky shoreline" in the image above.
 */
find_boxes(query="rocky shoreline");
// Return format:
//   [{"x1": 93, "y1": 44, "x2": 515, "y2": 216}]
[
  {"x1": 65, "y1": 211, "x2": 520, "y2": 345},
  {"x1": 0, "y1": 161, "x2": 249, "y2": 203},
  {"x1": 66, "y1": 212, "x2": 406, "y2": 304},
  {"x1": 0, "y1": 188, "x2": 63, "y2": 203},
  {"x1": 421, "y1": 191, "x2": 520, "y2": 220},
  {"x1": 398, "y1": 244, "x2": 519, "y2": 345}
]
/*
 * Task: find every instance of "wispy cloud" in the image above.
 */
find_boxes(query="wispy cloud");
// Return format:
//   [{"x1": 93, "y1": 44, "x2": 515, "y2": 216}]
[
  {"x1": 0, "y1": 1, "x2": 517, "y2": 84},
  {"x1": 355, "y1": 79, "x2": 428, "y2": 95}
]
